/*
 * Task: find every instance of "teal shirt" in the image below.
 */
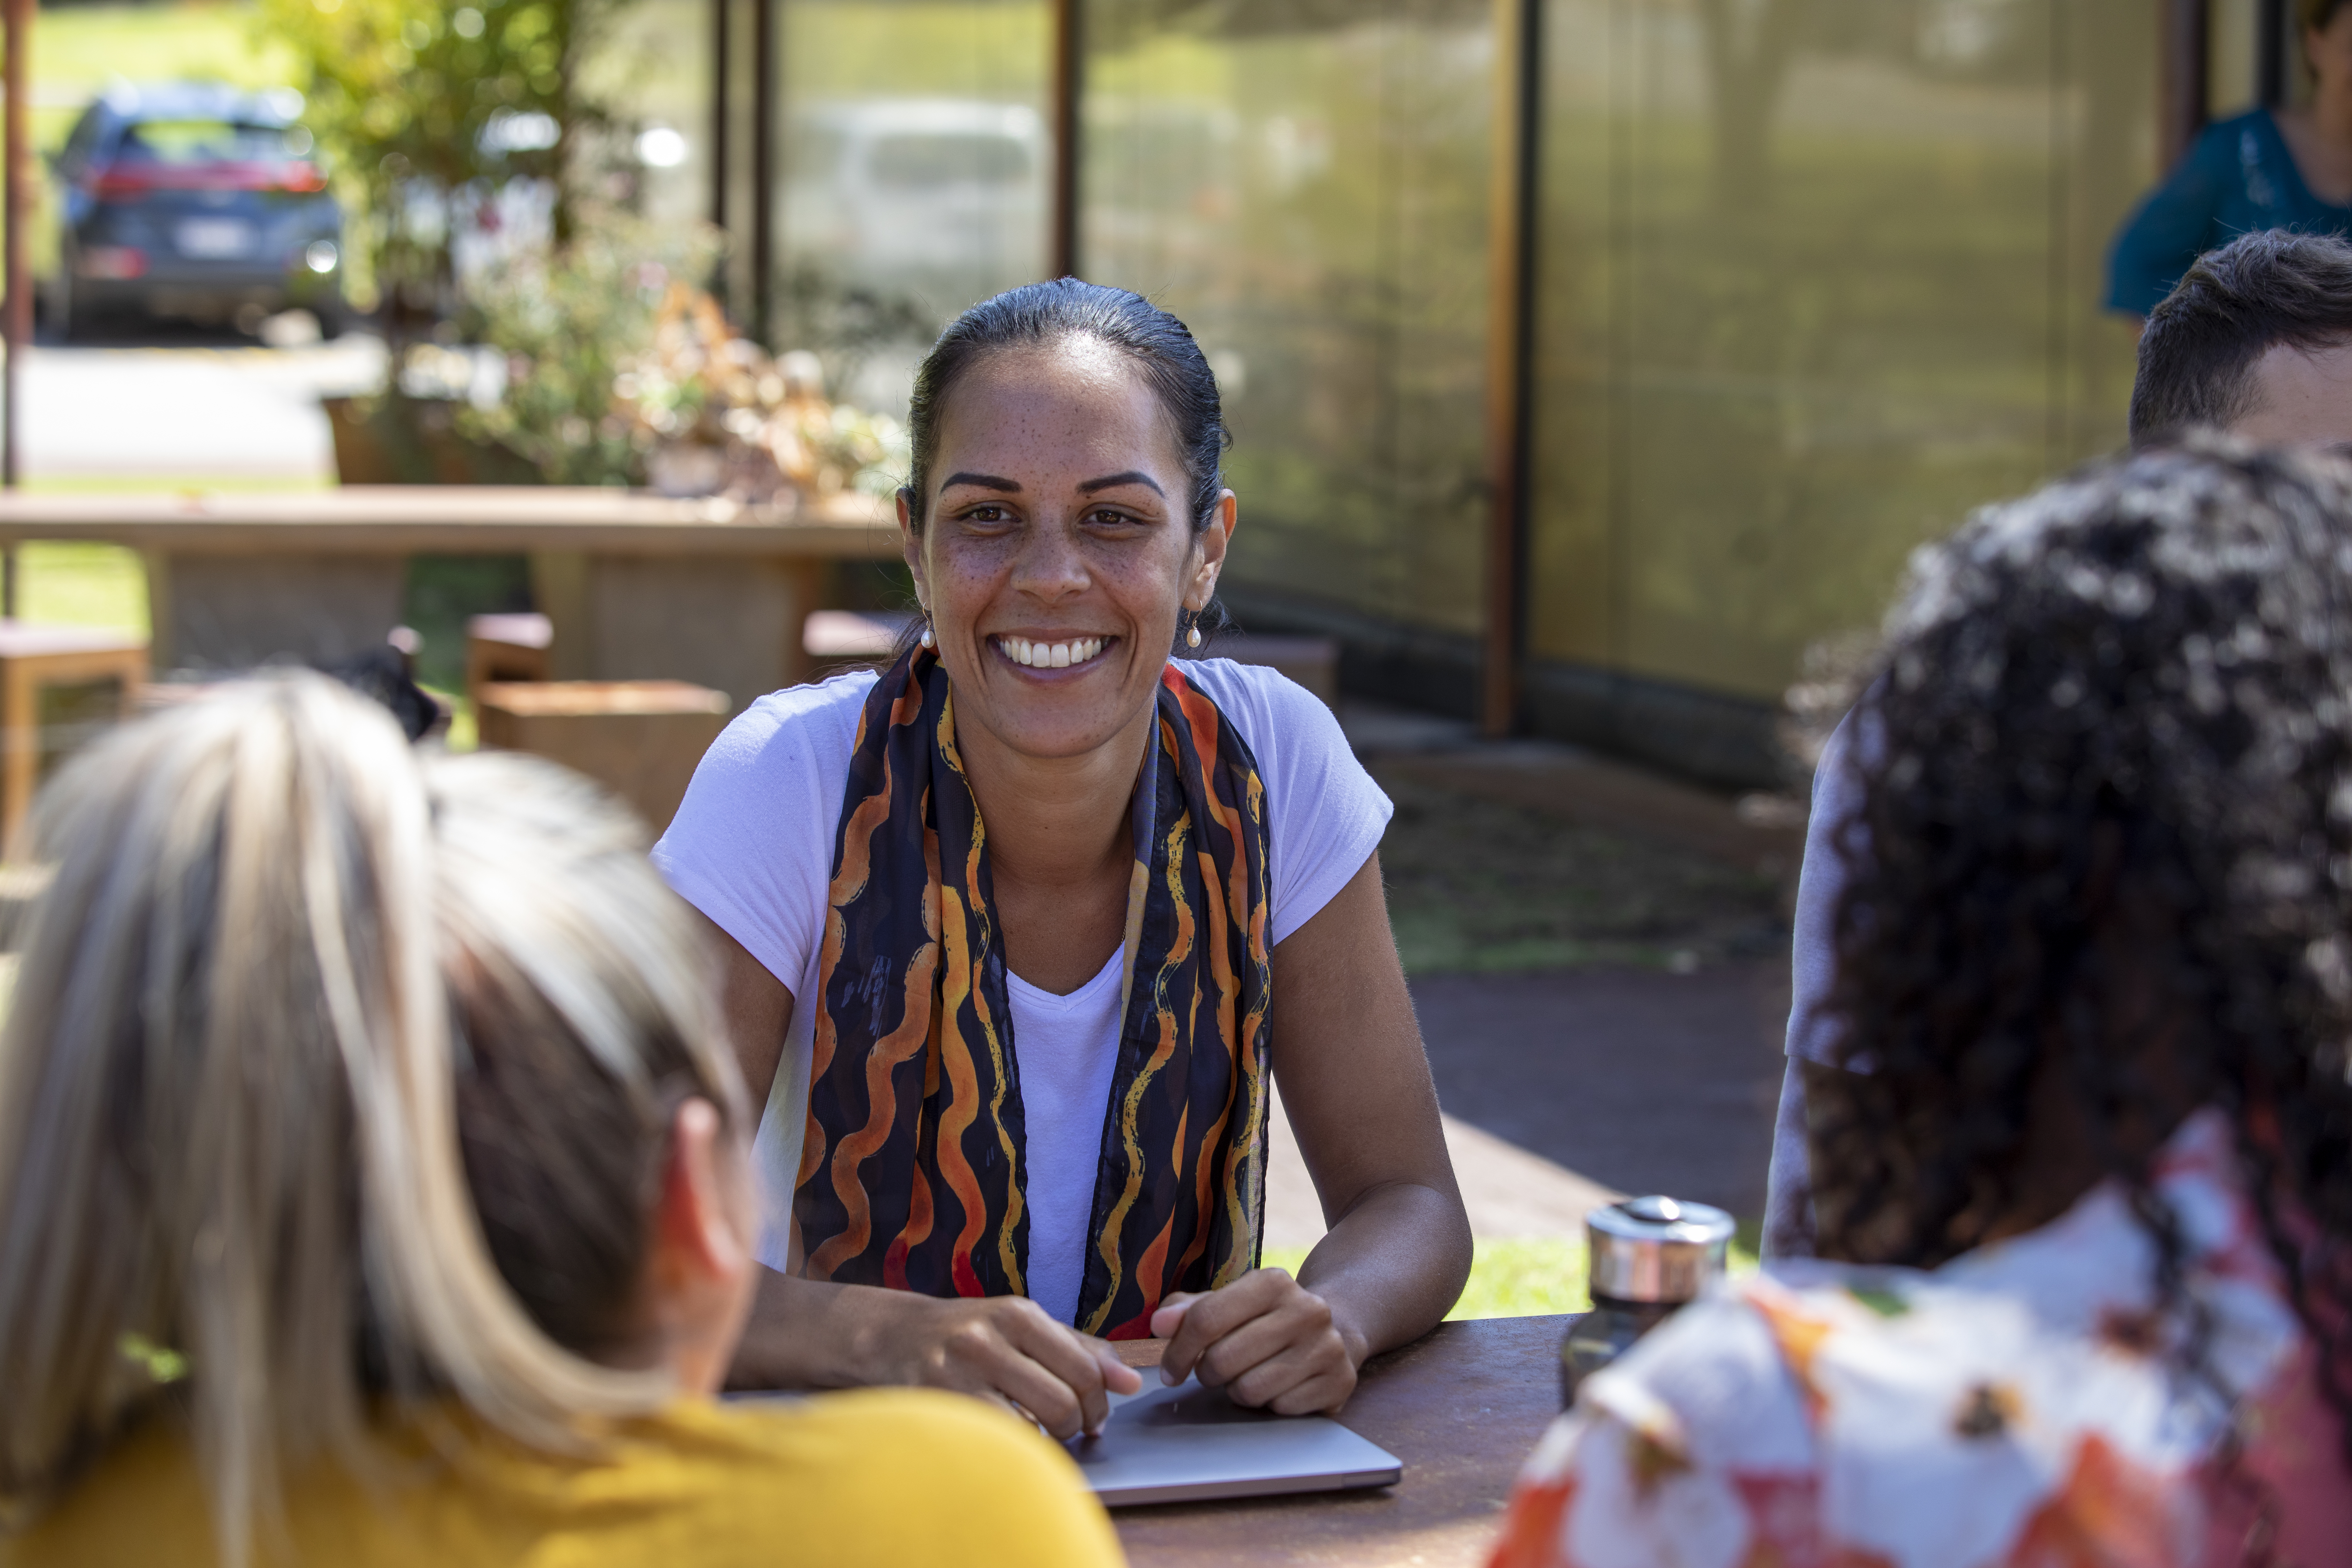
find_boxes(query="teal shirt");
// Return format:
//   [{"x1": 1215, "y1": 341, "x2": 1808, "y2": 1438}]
[{"x1": 2107, "y1": 109, "x2": 2352, "y2": 315}]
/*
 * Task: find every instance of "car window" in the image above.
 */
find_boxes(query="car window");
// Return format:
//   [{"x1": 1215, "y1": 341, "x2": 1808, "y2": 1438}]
[
  {"x1": 788, "y1": 127, "x2": 844, "y2": 183},
  {"x1": 115, "y1": 120, "x2": 308, "y2": 166},
  {"x1": 866, "y1": 133, "x2": 1030, "y2": 190},
  {"x1": 59, "y1": 109, "x2": 107, "y2": 174}
]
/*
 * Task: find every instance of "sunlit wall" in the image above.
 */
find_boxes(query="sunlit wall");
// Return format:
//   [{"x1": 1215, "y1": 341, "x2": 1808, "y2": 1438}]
[
  {"x1": 1080, "y1": 0, "x2": 1494, "y2": 673},
  {"x1": 1523, "y1": 0, "x2": 2155, "y2": 781}
]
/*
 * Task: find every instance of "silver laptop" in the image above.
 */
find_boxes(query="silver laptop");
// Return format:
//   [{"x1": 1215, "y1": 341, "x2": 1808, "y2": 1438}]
[{"x1": 1061, "y1": 1376, "x2": 1402, "y2": 1507}]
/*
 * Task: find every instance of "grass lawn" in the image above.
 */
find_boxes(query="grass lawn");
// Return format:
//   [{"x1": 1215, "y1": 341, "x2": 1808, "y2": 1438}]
[
  {"x1": 16, "y1": 541, "x2": 146, "y2": 632},
  {"x1": 1258, "y1": 1238, "x2": 1587, "y2": 1322},
  {"x1": 1262, "y1": 1226, "x2": 1761, "y2": 1323},
  {"x1": 24, "y1": 2, "x2": 294, "y2": 149}
]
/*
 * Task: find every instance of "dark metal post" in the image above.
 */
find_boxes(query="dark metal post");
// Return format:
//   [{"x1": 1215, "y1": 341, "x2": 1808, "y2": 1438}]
[
  {"x1": 1049, "y1": 0, "x2": 1081, "y2": 279},
  {"x1": 1480, "y1": 0, "x2": 1538, "y2": 738},
  {"x1": 2259, "y1": 0, "x2": 2289, "y2": 107},
  {"x1": 2160, "y1": 0, "x2": 2212, "y2": 170},
  {"x1": 749, "y1": 0, "x2": 775, "y2": 346},
  {"x1": 2, "y1": 0, "x2": 28, "y2": 618},
  {"x1": 710, "y1": 0, "x2": 730, "y2": 232}
]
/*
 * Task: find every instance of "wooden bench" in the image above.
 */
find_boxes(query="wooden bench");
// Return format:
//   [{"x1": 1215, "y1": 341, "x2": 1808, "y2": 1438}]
[
  {"x1": 0, "y1": 623, "x2": 148, "y2": 851},
  {"x1": 0, "y1": 487, "x2": 899, "y2": 712},
  {"x1": 466, "y1": 611, "x2": 554, "y2": 711},
  {"x1": 474, "y1": 679, "x2": 730, "y2": 833}
]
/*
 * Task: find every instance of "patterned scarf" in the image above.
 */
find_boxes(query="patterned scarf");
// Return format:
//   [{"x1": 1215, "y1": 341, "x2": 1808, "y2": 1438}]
[{"x1": 794, "y1": 646, "x2": 1273, "y2": 1339}]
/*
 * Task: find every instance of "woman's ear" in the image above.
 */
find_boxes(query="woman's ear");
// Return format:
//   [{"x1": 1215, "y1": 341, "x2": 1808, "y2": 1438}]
[
  {"x1": 1185, "y1": 490, "x2": 1237, "y2": 611},
  {"x1": 644, "y1": 1097, "x2": 757, "y2": 1394},
  {"x1": 898, "y1": 486, "x2": 931, "y2": 610}
]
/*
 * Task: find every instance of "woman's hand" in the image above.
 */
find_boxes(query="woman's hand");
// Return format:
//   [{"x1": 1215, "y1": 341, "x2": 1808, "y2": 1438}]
[
  {"x1": 1149, "y1": 1268, "x2": 1364, "y2": 1414},
  {"x1": 873, "y1": 1290, "x2": 1143, "y2": 1439}
]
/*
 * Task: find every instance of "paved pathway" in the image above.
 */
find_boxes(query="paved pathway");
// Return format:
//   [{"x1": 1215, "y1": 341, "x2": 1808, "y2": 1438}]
[
  {"x1": 1262, "y1": 962, "x2": 1787, "y2": 1246},
  {"x1": 9, "y1": 332, "x2": 383, "y2": 483}
]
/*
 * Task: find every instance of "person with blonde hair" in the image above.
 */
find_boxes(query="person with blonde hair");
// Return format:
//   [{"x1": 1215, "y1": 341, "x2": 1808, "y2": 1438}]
[{"x1": 0, "y1": 673, "x2": 1121, "y2": 1567}]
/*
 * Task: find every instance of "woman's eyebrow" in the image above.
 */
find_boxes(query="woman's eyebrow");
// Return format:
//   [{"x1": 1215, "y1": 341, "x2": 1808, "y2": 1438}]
[
  {"x1": 941, "y1": 471, "x2": 1022, "y2": 492},
  {"x1": 1079, "y1": 471, "x2": 1166, "y2": 496}
]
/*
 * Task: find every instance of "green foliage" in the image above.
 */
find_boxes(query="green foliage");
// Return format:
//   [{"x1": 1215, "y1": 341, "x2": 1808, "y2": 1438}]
[
  {"x1": 258, "y1": 0, "x2": 636, "y2": 318},
  {"x1": 450, "y1": 216, "x2": 719, "y2": 484}
]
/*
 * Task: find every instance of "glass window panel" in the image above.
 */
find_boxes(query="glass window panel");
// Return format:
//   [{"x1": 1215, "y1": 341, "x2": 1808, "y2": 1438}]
[
  {"x1": 583, "y1": 0, "x2": 713, "y2": 237},
  {"x1": 1082, "y1": 0, "x2": 1494, "y2": 643},
  {"x1": 2211, "y1": 0, "x2": 2260, "y2": 120},
  {"x1": 777, "y1": 0, "x2": 1051, "y2": 414},
  {"x1": 1528, "y1": 0, "x2": 2154, "y2": 711}
]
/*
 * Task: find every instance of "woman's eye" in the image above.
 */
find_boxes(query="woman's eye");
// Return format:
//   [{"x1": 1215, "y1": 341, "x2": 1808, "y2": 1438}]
[
  {"x1": 965, "y1": 504, "x2": 1010, "y2": 524},
  {"x1": 1088, "y1": 508, "x2": 1134, "y2": 528}
]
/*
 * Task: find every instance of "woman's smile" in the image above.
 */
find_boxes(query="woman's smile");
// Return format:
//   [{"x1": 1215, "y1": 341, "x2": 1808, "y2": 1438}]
[{"x1": 991, "y1": 633, "x2": 1115, "y2": 672}]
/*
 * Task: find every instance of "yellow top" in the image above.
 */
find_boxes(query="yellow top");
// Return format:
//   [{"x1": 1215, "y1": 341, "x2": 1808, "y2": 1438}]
[{"x1": 3, "y1": 1388, "x2": 1125, "y2": 1568}]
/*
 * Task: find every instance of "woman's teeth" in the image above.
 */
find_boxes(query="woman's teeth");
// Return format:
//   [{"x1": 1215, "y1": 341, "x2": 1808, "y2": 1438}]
[{"x1": 1000, "y1": 636, "x2": 1105, "y2": 669}]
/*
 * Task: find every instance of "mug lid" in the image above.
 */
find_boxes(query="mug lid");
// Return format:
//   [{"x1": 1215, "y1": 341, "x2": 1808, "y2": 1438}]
[{"x1": 1587, "y1": 1194, "x2": 1736, "y2": 1246}]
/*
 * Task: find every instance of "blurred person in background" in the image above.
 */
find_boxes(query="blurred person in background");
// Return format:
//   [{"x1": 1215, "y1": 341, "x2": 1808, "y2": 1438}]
[
  {"x1": 0, "y1": 674, "x2": 1120, "y2": 1568},
  {"x1": 1766, "y1": 225, "x2": 2352, "y2": 1256},
  {"x1": 2109, "y1": 0, "x2": 2352, "y2": 319},
  {"x1": 657, "y1": 279, "x2": 1471, "y2": 1430},
  {"x1": 1492, "y1": 443, "x2": 2352, "y2": 1566}
]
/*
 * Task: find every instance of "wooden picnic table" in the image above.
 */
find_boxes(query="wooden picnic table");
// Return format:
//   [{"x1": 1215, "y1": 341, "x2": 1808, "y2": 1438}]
[
  {"x1": 0, "y1": 486, "x2": 903, "y2": 709},
  {"x1": 1114, "y1": 1315, "x2": 1566, "y2": 1567}
]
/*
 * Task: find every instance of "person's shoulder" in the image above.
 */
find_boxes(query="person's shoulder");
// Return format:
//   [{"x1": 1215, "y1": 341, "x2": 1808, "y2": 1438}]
[
  {"x1": 659, "y1": 672, "x2": 876, "y2": 833},
  {"x1": 1176, "y1": 657, "x2": 1346, "y2": 754},
  {"x1": 678, "y1": 1392, "x2": 1122, "y2": 1566},
  {"x1": 2198, "y1": 108, "x2": 2273, "y2": 152},
  {"x1": 702, "y1": 671, "x2": 878, "y2": 772},
  {"x1": 1587, "y1": 1282, "x2": 1818, "y2": 1462},
  {"x1": 2187, "y1": 108, "x2": 2282, "y2": 174},
  {"x1": 0, "y1": 1418, "x2": 214, "y2": 1566}
]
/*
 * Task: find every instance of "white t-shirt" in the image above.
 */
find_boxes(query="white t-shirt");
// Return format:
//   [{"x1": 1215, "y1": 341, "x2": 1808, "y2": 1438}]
[{"x1": 652, "y1": 659, "x2": 1393, "y2": 1323}]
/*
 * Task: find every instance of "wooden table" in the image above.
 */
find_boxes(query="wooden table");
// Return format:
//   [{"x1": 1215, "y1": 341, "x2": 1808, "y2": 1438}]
[
  {"x1": 1114, "y1": 1315, "x2": 1566, "y2": 1567},
  {"x1": 0, "y1": 486, "x2": 901, "y2": 709}
]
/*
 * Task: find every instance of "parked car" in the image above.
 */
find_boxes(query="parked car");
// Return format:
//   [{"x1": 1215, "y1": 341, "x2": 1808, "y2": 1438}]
[
  {"x1": 782, "y1": 98, "x2": 1046, "y2": 317},
  {"x1": 46, "y1": 83, "x2": 346, "y2": 338}
]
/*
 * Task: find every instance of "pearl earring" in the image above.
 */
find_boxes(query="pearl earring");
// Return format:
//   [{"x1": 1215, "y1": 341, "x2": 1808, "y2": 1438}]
[
  {"x1": 1186, "y1": 621, "x2": 1203, "y2": 649},
  {"x1": 919, "y1": 619, "x2": 936, "y2": 649}
]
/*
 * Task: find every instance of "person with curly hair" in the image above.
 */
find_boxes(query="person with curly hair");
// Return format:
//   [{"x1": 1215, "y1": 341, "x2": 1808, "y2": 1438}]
[
  {"x1": 1771, "y1": 230, "x2": 2352, "y2": 1257},
  {"x1": 1490, "y1": 444, "x2": 2352, "y2": 1566}
]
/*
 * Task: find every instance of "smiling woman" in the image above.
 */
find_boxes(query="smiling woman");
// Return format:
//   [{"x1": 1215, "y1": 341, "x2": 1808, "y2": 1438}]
[{"x1": 652, "y1": 279, "x2": 1472, "y2": 1435}]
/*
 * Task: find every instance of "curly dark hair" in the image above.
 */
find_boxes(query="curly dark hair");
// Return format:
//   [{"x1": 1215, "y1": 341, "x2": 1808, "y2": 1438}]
[{"x1": 1808, "y1": 440, "x2": 2352, "y2": 1478}]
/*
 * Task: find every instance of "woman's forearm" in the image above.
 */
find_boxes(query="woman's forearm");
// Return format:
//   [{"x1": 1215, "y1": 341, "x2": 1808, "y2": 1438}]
[
  {"x1": 724, "y1": 1267, "x2": 913, "y2": 1390},
  {"x1": 1294, "y1": 1178, "x2": 1474, "y2": 1368}
]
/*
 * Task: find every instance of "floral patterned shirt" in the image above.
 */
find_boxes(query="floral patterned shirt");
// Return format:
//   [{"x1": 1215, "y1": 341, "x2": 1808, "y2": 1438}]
[{"x1": 1490, "y1": 1113, "x2": 2352, "y2": 1568}]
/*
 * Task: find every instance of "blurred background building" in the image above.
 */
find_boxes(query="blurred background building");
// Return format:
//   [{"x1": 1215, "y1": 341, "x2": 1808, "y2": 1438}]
[
  {"x1": 657, "y1": 0, "x2": 2287, "y2": 786},
  {"x1": 1, "y1": 0, "x2": 2307, "y2": 788}
]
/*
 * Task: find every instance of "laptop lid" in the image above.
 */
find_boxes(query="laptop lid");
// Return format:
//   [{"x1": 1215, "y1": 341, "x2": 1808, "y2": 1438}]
[{"x1": 1062, "y1": 1377, "x2": 1403, "y2": 1507}]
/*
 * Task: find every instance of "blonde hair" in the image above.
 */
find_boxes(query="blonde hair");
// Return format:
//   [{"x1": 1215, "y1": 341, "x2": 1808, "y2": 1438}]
[{"x1": 0, "y1": 673, "x2": 741, "y2": 1563}]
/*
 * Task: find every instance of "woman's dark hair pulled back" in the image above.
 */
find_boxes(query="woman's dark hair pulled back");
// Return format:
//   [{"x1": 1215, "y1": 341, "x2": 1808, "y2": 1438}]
[{"x1": 903, "y1": 278, "x2": 1231, "y2": 537}]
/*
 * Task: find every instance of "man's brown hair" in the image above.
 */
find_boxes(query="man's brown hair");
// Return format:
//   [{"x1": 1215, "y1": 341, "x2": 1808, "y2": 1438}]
[{"x1": 2129, "y1": 229, "x2": 2352, "y2": 444}]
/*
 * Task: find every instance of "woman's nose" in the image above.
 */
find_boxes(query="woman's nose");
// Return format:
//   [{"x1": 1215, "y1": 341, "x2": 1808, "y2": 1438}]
[{"x1": 1009, "y1": 514, "x2": 1092, "y2": 599}]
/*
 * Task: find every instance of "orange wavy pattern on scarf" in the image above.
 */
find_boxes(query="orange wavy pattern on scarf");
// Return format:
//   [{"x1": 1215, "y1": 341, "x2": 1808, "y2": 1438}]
[{"x1": 794, "y1": 651, "x2": 1272, "y2": 1328}]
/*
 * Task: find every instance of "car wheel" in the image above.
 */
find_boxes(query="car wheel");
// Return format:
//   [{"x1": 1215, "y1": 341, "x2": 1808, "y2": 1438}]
[{"x1": 47, "y1": 272, "x2": 82, "y2": 341}]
